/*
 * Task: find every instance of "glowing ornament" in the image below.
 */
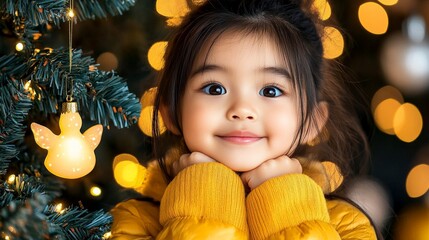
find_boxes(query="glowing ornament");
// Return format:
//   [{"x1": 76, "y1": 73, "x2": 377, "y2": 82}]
[{"x1": 31, "y1": 102, "x2": 103, "y2": 179}]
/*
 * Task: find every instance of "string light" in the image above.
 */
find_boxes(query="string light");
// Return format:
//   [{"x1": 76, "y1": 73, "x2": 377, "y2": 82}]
[
  {"x1": 90, "y1": 186, "x2": 102, "y2": 197},
  {"x1": 15, "y1": 42, "x2": 24, "y2": 51},
  {"x1": 7, "y1": 174, "x2": 15, "y2": 184}
]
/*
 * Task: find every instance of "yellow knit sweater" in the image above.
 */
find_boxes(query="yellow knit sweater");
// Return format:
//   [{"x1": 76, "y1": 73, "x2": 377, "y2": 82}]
[{"x1": 110, "y1": 160, "x2": 377, "y2": 239}]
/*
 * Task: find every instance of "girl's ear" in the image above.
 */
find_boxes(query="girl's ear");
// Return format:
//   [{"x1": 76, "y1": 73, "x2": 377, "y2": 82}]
[
  {"x1": 159, "y1": 103, "x2": 181, "y2": 135},
  {"x1": 303, "y1": 101, "x2": 329, "y2": 144}
]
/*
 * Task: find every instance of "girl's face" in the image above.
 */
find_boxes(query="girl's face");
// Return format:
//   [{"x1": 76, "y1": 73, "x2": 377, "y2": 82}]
[{"x1": 181, "y1": 32, "x2": 302, "y2": 172}]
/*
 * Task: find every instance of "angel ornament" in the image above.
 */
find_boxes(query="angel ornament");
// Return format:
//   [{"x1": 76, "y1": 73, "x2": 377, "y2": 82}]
[{"x1": 31, "y1": 102, "x2": 103, "y2": 179}]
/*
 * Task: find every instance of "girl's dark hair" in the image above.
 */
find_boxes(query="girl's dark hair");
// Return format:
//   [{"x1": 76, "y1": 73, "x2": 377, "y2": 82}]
[{"x1": 152, "y1": 0, "x2": 370, "y2": 185}]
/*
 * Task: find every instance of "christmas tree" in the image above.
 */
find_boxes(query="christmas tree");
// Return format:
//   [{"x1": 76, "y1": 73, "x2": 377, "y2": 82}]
[{"x1": 0, "y1": 0, "x2": 141, "y2": 239}]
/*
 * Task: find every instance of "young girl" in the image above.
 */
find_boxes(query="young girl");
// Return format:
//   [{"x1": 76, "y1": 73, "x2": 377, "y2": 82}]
[{"x1": 111, "y1": 0, "x2": 379, "y2": 239}]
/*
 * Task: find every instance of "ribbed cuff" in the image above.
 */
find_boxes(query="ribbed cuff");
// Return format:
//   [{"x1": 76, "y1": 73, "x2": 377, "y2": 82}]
[
  {"x1": 246, "y1": 174, "x2": 329, "y2": 240},
  {"x1": 160, "y1": 162, "x2": 248, "y2": 233}
]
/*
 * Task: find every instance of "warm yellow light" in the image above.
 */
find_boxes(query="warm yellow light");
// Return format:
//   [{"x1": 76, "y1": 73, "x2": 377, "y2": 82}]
[
  {"x1": 156, "y1": 0, "x2": 190, "y2": 18},
  {"x1": 406, "y1": 164, "x2": 429, "y2": 198},
  {"x1": 103, "y1": 231, "x2": 112, "y2": 239},
  {"x1": 371, "y1": 85, "x2": 403, "y2": 113},
  {"x1": 373, "y1": 98, "x2": 401, "y2": 135},
  {"x1": 90, "y1": 186, "x2": 102, "y2": 197},
  {"x1": 141, "y1": 87, "x2": 157, "y2": 107},
  {"x1": 15, "y1": 42, "x2": 24, "y2": 51},
  {"x1": 113, "y1": 160, "x2": 146, "y2": 188},
  {"x1": 312, "y1": 0, "x2": 331, "y2": 20},
  {"x1": 112, "y1": 153, "x2": 139, "y2": 169},
  {"x1": 321, "y1": 161, "x2": 344, "y2": 192},
  {"x1": 138, "y1": 106, "x2": 167, "y2": 137},
  {"x1": 358, "y1": 2, "x2": 389, "y2": 35},
  {"x1": 378, "y1": 0, "x2": 398, "y2": 6},
  {"x1": 393, "y1": 103, "x2": 423, "y2": 143},
  {"x1": 31, "y1": 102, "x2": 103, "y2": 179},
  {"x1": 55, "y1": 203, "x2": 64, "y2": 213},
  {"x1": 7, "y1": 174, "x2": 15, "y2": 184},
  {"x1": 68, "y1": 9, "x2": 75, "y2": 18},
  {"x1": 148, "y1": 41, "x2": 168, "y2": 71},
  {"x1": 322, "y1": 26, "x2": 344, "y2": 59}
]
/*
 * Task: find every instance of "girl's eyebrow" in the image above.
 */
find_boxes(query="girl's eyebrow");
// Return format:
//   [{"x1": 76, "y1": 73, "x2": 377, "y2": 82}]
[
  {"x1": 190, "y1": 64, "x2": 225, "y2": 77},
  {"x1": 261, "y1": 67, "x2": 291, "y2": 79},
  {"x1": 190, "y1": 65, "x2": 291, "y2": 79}
]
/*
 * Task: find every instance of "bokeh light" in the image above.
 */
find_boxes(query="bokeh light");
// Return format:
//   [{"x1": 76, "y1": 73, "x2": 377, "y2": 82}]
[
  {"x1": 381, "y1": 33, "x2": 429, "y2": 95},
  {"x1": 156, "y1": 0, "x2": 190, "y2": 18},
  {"x1": 148, "y1": 41, "x2": 168, "y2": 70},
  {"x1": 373, "y1": 98, "x2": 401, "y2": 135},
  {"x1": 406, "y1": 164, "x2": 429, "y2": 198},
  {"x1": 15, "y1": 42, "x2": 24, "y2": 51},
  {"x1": 393, "y1": 103, "x2": 423, "y2": 143},
  {"x1": 322, "y1": 26, "x2": 344, "y2": 59},
  {"x1": 358, "y1": 2, "x2": 388, "y2": 35},
  {"x1": 113, "y1": 154, "x2": 146, "y2": 188},
  {"x1": 96, "y1": 52, "x2": 118, "y2": 71},
  {"x1": 90, "y1": 186, "x2": 102, "y2": 197},
  {"x1": 345, "y1": 178, "x2": 391, "y2": 229},
  {"x1": 138, "y1": 106, "x2": 166, "y2": 137},
  {"x1": 371, "y1": 85, "x2": 404, "y2": 113},
  {"x1": 312, "y1": 0, "x2": 331, "y2": 21},
  {"x1": 113, "y1": 160, "x2": 146, "y2": 188},
  {"x1": 138, "y1": 87, "x2": 167, "y2": 136},
  {"x1": 378, "y1": 0, "x2": 398, "y2": 6},
  {"x1": 112, "y1": 153, "x2": 139, "y2": 169},
  {"x1": 394, "y1": 205, "x2": 429, "y2": 240}
]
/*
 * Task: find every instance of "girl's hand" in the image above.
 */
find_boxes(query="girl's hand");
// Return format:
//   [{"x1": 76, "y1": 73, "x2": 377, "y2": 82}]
[
  {"x1": 172, "y1": 152, "x2": 217, "y2": 176},
  {"x1": 240, "y1": 156, "x2": 302, "y2": 191}
]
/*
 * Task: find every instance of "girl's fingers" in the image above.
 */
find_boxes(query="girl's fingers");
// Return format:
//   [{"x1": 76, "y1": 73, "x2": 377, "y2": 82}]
[
  {"x1": 172, "y1": 152, "x2": 216, "y2": 176},
  {"x1": 241, "y1": 156, "x2": 302, "y2": 190}
]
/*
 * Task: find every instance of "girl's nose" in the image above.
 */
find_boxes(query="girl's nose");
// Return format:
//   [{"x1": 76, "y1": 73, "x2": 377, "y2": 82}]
[{"x1": 226, "y1": 99, "x2": 257, "y2": 121}]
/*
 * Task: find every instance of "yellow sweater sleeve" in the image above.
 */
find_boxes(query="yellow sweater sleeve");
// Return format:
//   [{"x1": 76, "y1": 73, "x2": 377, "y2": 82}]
[
  {"x1": 158, "y1": 162, "x2": 248, "y2": 239},
  {"x1": 246, "y1": 174, "x2": 340, "y2": 240}
]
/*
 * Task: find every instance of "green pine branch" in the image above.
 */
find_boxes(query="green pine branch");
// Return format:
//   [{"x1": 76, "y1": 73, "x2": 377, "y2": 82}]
[
  {"x1": 1, "y1": 0, "x2": 136, "y2": 29},
  {"x1": 0, "y1": 55, "x2": 33, "y2": 174}
]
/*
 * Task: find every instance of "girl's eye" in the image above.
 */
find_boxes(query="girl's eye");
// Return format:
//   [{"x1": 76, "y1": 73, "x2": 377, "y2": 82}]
[
  {"x1": 201, "y1": 83, "x2": 226, "y2": 95},
  {"x1": 259, "y1": 86, "x2": 283, "y2": 97}
]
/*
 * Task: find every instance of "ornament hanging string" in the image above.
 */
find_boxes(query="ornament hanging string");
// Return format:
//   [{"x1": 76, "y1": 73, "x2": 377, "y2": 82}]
[{"x1": 66, "y1": 0, "x2": 74, "y2": 103}]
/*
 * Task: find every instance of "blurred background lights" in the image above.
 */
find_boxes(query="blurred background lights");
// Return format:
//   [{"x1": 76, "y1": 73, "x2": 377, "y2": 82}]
[
  {"x1": 148, "y1": 41, "x2": 168, "y2": 71},
  {"x1": 138, "y1": 106, "x2": 166, "y2": 137},
  {"x1": 7, "y1": 174, "x2": 15, "y2": 184},
  {"x1": 373, "y1": 98, "x2": 401, "y2": 135},
  {"x1": 406, "y1": 15, "x2": 426, "y2": 43},
  {"x1": 371, "y1": 85, "x2": 403, "y2": 114},
  {"x1": 322, "y1": 26, "x2": 344, "y2": 59},
  {"x1": 113, "y1": 153, "x2": 146, "y2": 188},
  {"x1": 404, "y1": 45, "x2": 429, "y2": 82},
  {"x1": 393, "y1": 103, "x2": 423, "y2": 143},
  {"x1": 112, "y1": 153, "x2": 138, "y2": 169},
  {"x1": 90, "y1": 186, "x2": 102, "y2": 197},
  {"x1": 358, "y1": 2, "x2": 388, "y2": 35},
  {"x1": 138, "y1": 87, "x2": 167, "y2": 136},
  {"x1": 378, "y1": 0, "x2": 398, "y2": 6},
  {"x1": 156, "y1": 0, "x2": 190, "y2": 18},
  {"x1": 96, "y1": 52, "x2": 119, "y2": 71},
  {"x1": 312, "y1": 0, "x2": 331, "y2": 21},
  {"x1": 345, "y1": 178, "x2": 391, "y2": 230},
  {"x1": 15, "y1": 42, "x2": 24, "y2": 51},
  {"x1": 406, "y1": 164, "x2": 429, "y2": 198}
]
